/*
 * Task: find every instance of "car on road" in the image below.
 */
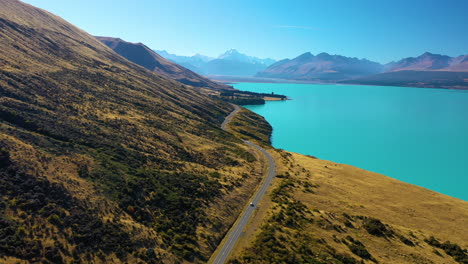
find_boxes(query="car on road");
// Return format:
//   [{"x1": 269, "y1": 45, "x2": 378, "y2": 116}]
[{"x1": 250, "y1": 202, "x2": 255, "y2": 207}]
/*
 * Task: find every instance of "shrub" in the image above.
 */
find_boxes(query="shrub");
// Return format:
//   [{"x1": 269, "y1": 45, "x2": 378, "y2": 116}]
[{"x1": 363, "y1": 217, "x2": 392, "y2": 237}]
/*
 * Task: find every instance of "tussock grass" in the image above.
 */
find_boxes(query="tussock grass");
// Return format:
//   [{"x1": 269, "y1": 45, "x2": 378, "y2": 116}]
[{"x1": 231, "y1": 150, "x2": 468, "y2": 264}]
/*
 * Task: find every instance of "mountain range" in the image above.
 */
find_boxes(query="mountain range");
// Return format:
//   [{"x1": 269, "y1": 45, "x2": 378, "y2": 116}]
[
  {"x1": 155, "y1": 48, "x2": 468, "y2": 89},
  {"x1": 385, "y1": 52, "x2": 468, "y2": 72},
  {"x1": 256, "y1": 51, "x2": 468, "y2": 89},
  {"x1": 155, "y1": 50, "x2": 213, "y2": 73},
  {"x1": 257, "y1": 52, "x2": 383, "y2": 80},
  {"x1": 96, "y1": 36, "x2": 230, "y2": 90},
  {"x1": 157, "y1": 49, "x2": 276, "y2": 76},
  {"x1": 347, "y1": 52, "x2": 468, "y2": 89}
]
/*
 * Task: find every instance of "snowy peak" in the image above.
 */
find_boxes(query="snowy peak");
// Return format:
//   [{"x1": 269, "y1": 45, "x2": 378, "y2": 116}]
[{"x1": 217, "y1": 49, "x2": 276, "y2": 66}]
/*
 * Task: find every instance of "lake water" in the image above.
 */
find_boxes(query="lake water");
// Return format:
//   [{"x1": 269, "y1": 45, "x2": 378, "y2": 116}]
[{"x1": 234, "y1": 83, "x2": 468, "y2": 201}]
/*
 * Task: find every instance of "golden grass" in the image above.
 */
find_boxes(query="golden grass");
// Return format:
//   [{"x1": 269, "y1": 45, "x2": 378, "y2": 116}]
[
  {"x1": 0, "y1": 1, "x2": 268, "y2": 262},
  {"x1": 231, "y1": 149, "x2": 468, "y2": 263},
  {"x1": 291, "y1": 152, "x2": 468, "y2": 245}
]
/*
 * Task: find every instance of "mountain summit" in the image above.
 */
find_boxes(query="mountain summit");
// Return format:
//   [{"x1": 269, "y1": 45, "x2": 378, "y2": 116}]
[
  {"x1": 157, "y1": 49, "x2": 276, "y2": 76},
  {"x1": 217, "y1": 49, "x2": 275, "y2": 65},
  {"x1": 155, "y1": 50, "x2": 214, "y2": 72},
  {"x1": 198, "y1": 49, "x2": 275, "y2": 76}
]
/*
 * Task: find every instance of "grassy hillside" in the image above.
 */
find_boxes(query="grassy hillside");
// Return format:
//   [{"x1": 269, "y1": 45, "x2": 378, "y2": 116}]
[
  {"x1": 225, "y1": 108, "x2": 272, "y2": 145},
  {"x1": 230, "y1": 149, "x2": 468, "y2": 264},
  {"x1": 0, "y1": 1, "x2": 267, "y2": 263},
  {"x1": 224, "y1": 110, "x2": 467, "y2": 264}
]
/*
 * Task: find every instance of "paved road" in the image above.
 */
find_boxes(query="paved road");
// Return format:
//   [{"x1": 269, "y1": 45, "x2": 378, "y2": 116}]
[
  {"x1": 211, "y1": 104, "x2": 276, "y2": 264},
  {"x1": 221, "y1": 104, "x2": 242, "y2": 131}
]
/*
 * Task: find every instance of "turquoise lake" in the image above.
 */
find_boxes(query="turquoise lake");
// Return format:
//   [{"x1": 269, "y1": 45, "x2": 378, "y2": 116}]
[{"x1": 234, "y1": 83, "x2": 468, "y2": 201}]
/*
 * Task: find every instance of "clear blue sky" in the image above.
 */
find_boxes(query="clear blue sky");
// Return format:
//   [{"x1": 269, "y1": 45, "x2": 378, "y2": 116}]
[{"x1": 23, "y1": 0, "x2": 468, "y2": 63}]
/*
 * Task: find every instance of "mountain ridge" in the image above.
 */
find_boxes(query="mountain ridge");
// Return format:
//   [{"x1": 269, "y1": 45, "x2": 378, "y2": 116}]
[
  {"x1": 344, "y1": 52, "x2": 468, "y2": 89},
  {"x1": 155, "y1": 50, "x2": 213, "y2": 73},
  {"x1": 96, "y1": 36, "x2": 231, "y2": 90},
  {"x1": 256, "y1": 51, "x2": 468, "y2": 88},
  {"x1": 385, "y1": 52, "x2": 468, "y2": 72},
  {"x1": 257, "y1": 52, "x2": 384, "y2": 80},
  {"x1": 157, "y1": 49, "x2": 276, "y2": 76}
]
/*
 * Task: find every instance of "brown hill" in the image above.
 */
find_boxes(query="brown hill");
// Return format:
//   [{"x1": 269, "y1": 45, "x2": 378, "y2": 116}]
[
  {"x1": 96, "y1": 36, "x2": 231, "y2": 90},
  {"x1": 0, "y1": 0, "x2": 262, "y2": 263}
]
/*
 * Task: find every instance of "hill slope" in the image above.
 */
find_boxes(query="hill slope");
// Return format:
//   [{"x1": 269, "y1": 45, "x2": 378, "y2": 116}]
[
  {"x1": 257, "y1": 52, "x2": 383, "y2": 80},
  {"x1": 0, "y1": 0, "x2": 265, "y2": 263},
  {"x1": 96, "y1": 36, "x2": 231, "y2": 90}
]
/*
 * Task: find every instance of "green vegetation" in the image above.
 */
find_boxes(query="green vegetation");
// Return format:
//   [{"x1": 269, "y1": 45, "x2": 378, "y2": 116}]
[
  {"x1": 362, "y1": 217, "x2": 394, "y2": 238},
  {"x1": 218, "y1": 90, "x2": 286, "y2": 105},
  {"x1": 343, "y1": 236, "x2": 375, "y2": 261},
  {"x1": 221, "y1": 96, "x2": 265, "y2": 105},
  {"x1": 0, "y1": 148, "x2": 146, "y2": 263},
  {"x1": 425, "y1": 236, "x2": 468, "y2": 263},
  {"x1": 220, "y1": 90, "x2": 287, "y2": 100}
]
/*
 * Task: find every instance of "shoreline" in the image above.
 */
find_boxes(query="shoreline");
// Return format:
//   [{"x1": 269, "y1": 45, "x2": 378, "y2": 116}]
[
  {"x1": 263, "y1": 96, "x2": 291, "y2": 101},
  {"x1": 213, "y1": 75, "x2": 468, "y2": 90}
]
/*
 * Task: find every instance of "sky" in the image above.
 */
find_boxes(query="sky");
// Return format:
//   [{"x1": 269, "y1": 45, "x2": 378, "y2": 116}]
[{"x1": 23, "y1": 0, "x2": 468, "y2": 63}]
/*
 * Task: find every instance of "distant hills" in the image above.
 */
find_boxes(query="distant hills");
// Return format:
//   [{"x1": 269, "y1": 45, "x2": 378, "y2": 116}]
[
  {"x1": 158, "y1": 49, "x2": 276, "y2": 76},
  {"x1": 96, "y1": 36, "x2": 230, "y2": 90},
  {"x1": 347, "y1": 52, "x2": 468, "y2": 89},
  {"x1": 385, "y1": 52, "x2": 468, "y2": 72},
  {"x1": 255, "y1": 51, "x2": 468, "y2": 89},
  {"x1": 155, "y1": 48, "x2": 468, "y2": 89},
  {"x1": 257, "y1": 52, "x2": 383, "y2": 80}
]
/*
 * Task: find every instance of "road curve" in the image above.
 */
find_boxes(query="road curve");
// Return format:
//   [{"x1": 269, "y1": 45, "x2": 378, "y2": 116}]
[
  {"x1": 221, "y1": 104, "x2": 242, "y2": 131},
  {"x1": 211, "y1": 104, "x2": 276, "y2": 264}
]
